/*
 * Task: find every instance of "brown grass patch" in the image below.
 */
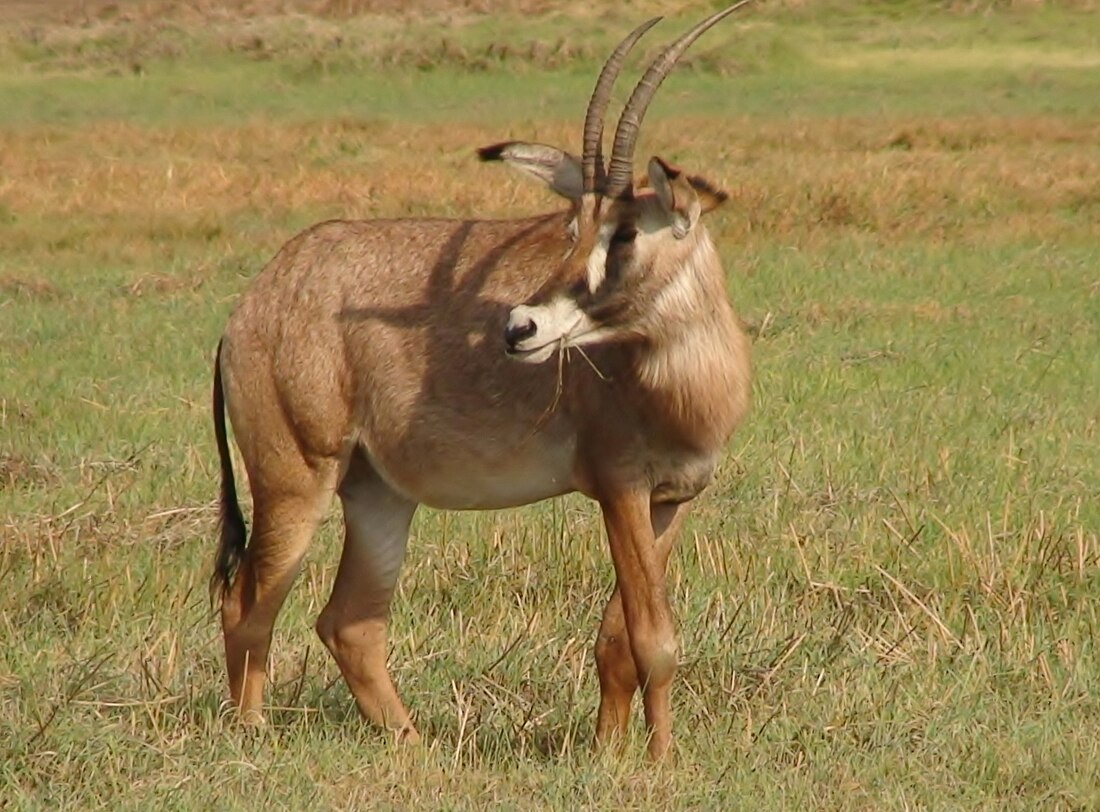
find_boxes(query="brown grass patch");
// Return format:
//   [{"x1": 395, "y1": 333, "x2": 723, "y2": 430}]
[
  {"x1": 0, "y1": 275, "x2": 64, "y2": 300},
  {"x1": 2, "y1": 0, "x2": 531, "y2": 23},
  {"x1": 0, "y1": 0, "x2": 652, "y2": 24},
  {"x1": 0, "y1": 452, "x2": 55, "y2": 491},
  {"x1": 8, "y1": 0, "x2": 1095, "y2": 25},
  {"x1": 123, "y1": 271, "x2": 207, "y2": 297},
  {"x1": 4, "y1": 5, "x2": 620, "y2": 74},
  {"x1": 1, "y1": 114, "x2": 1098, "y2": 256}
]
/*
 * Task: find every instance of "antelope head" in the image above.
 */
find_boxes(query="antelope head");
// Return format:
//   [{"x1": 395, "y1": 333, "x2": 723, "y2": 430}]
[{"x1": 480, "y1": 4, "x2": 747, "y2": 364}]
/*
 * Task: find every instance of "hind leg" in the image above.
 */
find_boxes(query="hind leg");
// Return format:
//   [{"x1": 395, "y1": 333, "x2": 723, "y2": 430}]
[
  {"x1": 315, "y1": 451, "x2": 418, "y2": 739},
  {"x1": 221, "y1": 474, "x2": 335, "y2": 722}
]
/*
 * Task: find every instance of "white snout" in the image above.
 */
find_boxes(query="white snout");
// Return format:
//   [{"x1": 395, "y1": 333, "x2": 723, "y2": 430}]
[{"x1": 505, "y1": 298, "x2": 586, "y2": 364}]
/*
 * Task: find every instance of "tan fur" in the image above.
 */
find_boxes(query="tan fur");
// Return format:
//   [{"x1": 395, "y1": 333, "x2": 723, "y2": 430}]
[{"x1": 212, "y1": 38, "x2": 751, "y2": 765}]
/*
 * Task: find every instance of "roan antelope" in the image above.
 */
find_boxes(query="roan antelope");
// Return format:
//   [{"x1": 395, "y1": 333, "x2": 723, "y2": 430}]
[{"x1": 210, "y1": 2, "x2": 753, "y2": 760}]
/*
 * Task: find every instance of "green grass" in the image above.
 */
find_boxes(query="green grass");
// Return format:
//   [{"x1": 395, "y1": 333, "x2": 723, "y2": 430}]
[
  {"x1": 1, "y1": 2, "x2": 1098, "y2": 125},
  {"x1": 5, "y1": 59, "x2": 1099, "y2": 128},
  {"x1": 3, "y1": 2, "x2": 1100, "y2": 809}
]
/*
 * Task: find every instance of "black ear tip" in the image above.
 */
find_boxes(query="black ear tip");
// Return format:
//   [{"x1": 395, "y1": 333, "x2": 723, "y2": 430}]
[
  {"x1": 652, "y1": 155, "x2": 681, "y2": 179},
  {"x1": 688, "y1": 173, "x2": 729, "y2": 204},
  {"x1": 477, "y1": 142, "x2": 512, "y2": 162}
]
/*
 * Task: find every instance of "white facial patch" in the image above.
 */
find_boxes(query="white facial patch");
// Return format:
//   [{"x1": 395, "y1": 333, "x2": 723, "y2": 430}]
[
  {"x1": 584, "y1": 222, "x2": 617, "y2": 293},
  {"x1": 505, "y1": 296, "x2": 606, "y2": 365}
]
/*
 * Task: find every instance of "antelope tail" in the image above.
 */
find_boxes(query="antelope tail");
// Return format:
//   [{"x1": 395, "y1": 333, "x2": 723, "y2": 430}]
[{"x1": 210, "y1": 338, "x2": 247, "y2": 607}]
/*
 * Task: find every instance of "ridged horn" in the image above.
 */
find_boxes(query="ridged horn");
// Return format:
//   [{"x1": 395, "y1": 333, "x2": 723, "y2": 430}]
[
  {"x1": 581, "y1": 16, "x2": 662, "y2": 195},
  {"x1": 604, "y1": 0, "x2": 753, "y2": 199}
]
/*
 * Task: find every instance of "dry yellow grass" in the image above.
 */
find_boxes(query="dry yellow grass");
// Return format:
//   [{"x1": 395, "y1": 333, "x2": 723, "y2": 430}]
[{"x1": 3, "y1": 115, "x2": 1097, "y2": 256}]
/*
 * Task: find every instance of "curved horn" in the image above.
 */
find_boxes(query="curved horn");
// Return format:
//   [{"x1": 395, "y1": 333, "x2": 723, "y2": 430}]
[
  {"x1": 605, "y1": 0, "x2": 753, "y2": 199},
  {"x1": 581, "y1": 16, "x2": 662, "y2": 195}
]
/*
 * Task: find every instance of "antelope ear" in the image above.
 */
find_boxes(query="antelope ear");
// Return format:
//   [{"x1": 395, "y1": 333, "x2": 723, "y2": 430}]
[
  {"x1": 648, "y1": 156, "x2": 728, "y2": 238},
  {"x1": 478, "y1": 141, "x2": 583, "y2": 201},
  {"x1": 686, "y1": 173, "x2": 729, "y2": 215}
]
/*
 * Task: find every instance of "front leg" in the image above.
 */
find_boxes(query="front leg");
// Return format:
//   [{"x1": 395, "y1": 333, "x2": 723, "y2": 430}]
[
  {"x1": 597, "y1": 494, "x2": 684, "y2": 760},
  {"x1": 595, "y1": 502, "x2": 685, "y2": 750}
]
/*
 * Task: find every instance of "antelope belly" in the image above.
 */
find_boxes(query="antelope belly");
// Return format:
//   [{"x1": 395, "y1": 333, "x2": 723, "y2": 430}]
[{"x1": 376, "y1": 440, "x2": 577, "y2": 511}]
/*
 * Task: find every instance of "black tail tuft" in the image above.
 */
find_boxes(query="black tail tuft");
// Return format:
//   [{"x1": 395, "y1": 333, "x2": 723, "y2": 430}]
[{"x1": 210, "y1": 338, "x2": 247, "y2": 609}]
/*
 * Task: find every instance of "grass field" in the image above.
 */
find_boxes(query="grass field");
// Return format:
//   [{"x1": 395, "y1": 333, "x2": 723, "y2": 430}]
[{"x1": 2, "y1": 0, "x2": 1099, "y2": 808}]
